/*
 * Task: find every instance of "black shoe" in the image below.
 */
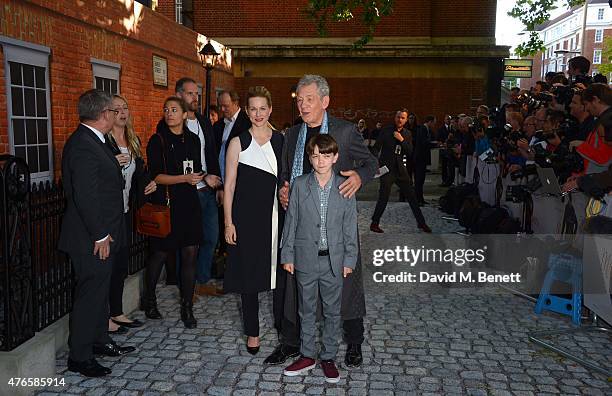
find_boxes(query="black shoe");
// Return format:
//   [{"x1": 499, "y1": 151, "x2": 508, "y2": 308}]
[
  {"x1": 108, "y1": 325, "x2": 128, "y2": 335},
  {"x1": 93, "y1": 343, "x2": 136, "y2": 357},
  {"x1": 345, "y1": 344, "x2": 363, "y2": 368},
  {"x1": 111, "y1": 318, "x2": 144, "y2": 328},
  {"x1": 263, "y1": 344, "x2": 300, "y2": 365},
  {"x1": 180, "y1": 299, "x2": 197, "y2": 329},
  {"x1": 67, "y1": 358, "x2": 111, "y2": 377},
  {"x1": 246, "y1": 345, "x2": 260, "y2": 355},
  {"x1": 144, "y1": 296, "x2": 162, "y2": 320}
]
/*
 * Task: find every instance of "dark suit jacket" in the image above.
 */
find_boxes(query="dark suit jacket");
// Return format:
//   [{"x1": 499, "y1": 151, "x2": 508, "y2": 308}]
[
  {"x1": 59, "y1": 124, "x2": 126, "y2": 256},
  {"x1": 280, "y1": 116, "x2": 378, "y2": 186},
  {"x1": 437, "y1": 124, "x2": 452, "y2": 143},
  {"x1": 414, "y1": 125, "x2": 434, "y2": 166},
  {"x1": 194, "y1": 112, "x2": 221, "y2": 177},
  {"x1": 213, "y1": 109, "x2": 251, "y2": 156},
  {"x1": 372, "y1": 125, "x2": 413, "y2": 179}
]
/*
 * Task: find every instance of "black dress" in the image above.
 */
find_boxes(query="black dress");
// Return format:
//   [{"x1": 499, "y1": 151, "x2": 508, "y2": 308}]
[
  {"x1": 146, "y1": 121, "x2": 203, "y2": 251},
  {"x1": 224, "y1": 131, "x2": 284, "y2": 294}
]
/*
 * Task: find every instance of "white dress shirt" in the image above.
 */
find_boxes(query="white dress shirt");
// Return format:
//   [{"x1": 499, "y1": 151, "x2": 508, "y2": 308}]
[{"x1": 186, "y1": 117, "x2": 208, "y2": 190}]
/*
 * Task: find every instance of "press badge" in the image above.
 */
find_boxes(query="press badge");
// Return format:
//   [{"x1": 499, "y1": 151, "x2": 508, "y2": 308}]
[{"x1": 183, "y1": 160, "x2": 194, "y2": 175}]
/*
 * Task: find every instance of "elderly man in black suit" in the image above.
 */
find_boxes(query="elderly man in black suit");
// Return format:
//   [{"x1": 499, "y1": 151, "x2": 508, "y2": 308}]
[
  {"x1": 370, "y1": 109, "x2": 431, "y2": 234},
  {"x1": 265, "y1": 74, "x2": 378, "y2": 369},
  {"x1": 59, "y1": 89, "x2": 135, "y2": 377}
]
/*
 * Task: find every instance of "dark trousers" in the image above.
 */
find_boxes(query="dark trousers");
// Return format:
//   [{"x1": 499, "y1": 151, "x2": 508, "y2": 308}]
[
  {"x1": 69, "y1": 253, "x2": 114, "y2": 362},
  {"x1": 109, "y1": 247, "x2": 128, "y2": 317},
  {"x1": 109, "y1": 212, "x2": 131, "y2": 317},
  {"x1": 445, "y1": 151, "x2": 457, "y2": 185},
  {"x1": 372, "y1": 172, "x2": 426, "y2": 226},
  {"x1": 414, "y1": 163, "x2": 427, "y2": 203},
  {"x1": 440, "y1": 152, "x2": 449, "y2": 183},
  {"x1": 241, "y1": 292, "x2": 260, "y2": 337}
]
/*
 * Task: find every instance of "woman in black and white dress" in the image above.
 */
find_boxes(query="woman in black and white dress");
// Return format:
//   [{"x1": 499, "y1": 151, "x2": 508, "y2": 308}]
[{"x1": 223, "y1": 86, "x2": 283, "y2": 355}]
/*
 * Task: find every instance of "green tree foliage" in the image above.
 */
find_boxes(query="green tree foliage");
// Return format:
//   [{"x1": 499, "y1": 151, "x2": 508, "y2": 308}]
[
  {"x1": 509, "y1": 0, "x2": 585, "y2": 57},
  {"x1": 305, "y1": 0, "x2": 395, "y2": 47},
  {"x1": 598, "y1": 36, "x2": 612, "y2": 76}
]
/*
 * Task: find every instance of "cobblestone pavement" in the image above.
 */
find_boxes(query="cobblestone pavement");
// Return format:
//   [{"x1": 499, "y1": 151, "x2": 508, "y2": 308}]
[{"x1": 36, "y1": 200, "x2": 611, "y2": 395}]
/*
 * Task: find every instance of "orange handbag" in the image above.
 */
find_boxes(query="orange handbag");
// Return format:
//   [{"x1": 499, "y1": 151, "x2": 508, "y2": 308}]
[{"x1": 136, "y1": 133, "x2": 171, "y2": 238}]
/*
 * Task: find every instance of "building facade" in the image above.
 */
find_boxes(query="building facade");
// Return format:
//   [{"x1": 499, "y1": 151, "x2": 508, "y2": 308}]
[
  {"x1": 521, "y1": 0, "x2": 612, "y2": 89},
  {"x1": 0, "y1": 0, "x2": 232, "y2": 182},
  {"x1": 160, "y1": 0, "x2": 509, "y2": 129}
]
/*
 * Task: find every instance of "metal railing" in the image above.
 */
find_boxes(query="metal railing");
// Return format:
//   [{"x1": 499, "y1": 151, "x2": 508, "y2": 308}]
[{"x1": 1, "y1": 155, "x2": 149, "y2": 351}]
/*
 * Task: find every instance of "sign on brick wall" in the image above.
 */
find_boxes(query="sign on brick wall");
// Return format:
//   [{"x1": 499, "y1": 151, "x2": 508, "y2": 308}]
[
  {"x1": 504, "y1": 59, "x2": 533, "y2": 78},
  {"x1": 153, "y1": 55, "x2": 168, "y2": 87}
]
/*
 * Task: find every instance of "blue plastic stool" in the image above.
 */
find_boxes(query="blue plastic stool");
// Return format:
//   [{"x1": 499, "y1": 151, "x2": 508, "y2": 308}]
[{"x1": 534, "y1": 253, "x2": 582, "y2": 325}]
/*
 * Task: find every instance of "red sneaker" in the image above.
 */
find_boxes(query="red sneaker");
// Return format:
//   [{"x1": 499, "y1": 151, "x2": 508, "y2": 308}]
[
  {"x1": 283, "y1": 356, "x2": 315, "y2": 376},
  {"x1": 320, "y1": 359, "x2": 340, "y2": 383},
  {"x1": 418, "y1": 223, "x2": 432, "y2": 233},
  {"x1": 370, "y1": 223, "x2": 384, "y2": 233}
]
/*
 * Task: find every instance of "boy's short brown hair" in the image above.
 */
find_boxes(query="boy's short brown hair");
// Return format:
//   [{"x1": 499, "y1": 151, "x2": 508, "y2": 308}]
[{"x1": 306, "y1": 134, "x2": 338, "y2": 155}]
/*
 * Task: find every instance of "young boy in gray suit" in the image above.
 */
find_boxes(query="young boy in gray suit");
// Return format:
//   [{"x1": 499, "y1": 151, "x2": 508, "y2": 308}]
[{"x1": 281, "y1": 134, "x2": 358, "y2": 383}]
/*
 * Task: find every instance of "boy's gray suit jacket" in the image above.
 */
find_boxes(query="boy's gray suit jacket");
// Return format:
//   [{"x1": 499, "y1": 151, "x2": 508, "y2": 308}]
[{"x1": 281, "y1": 172, "x2": 358, "y2": 277}]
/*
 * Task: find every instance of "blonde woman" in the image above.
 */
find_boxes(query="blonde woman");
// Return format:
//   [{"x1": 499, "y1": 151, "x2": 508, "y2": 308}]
[
  {"x1": 105, "y1": 95, "x2": 156, "y2": 333},
  {"x1": 223, "y1": 86, "x2": 283, "y2": 354}
]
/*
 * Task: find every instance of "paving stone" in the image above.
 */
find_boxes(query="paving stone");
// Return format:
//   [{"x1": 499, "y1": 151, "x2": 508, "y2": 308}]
[{"x1": 35, "y1": 201, "x2": 609, "y2": 396}]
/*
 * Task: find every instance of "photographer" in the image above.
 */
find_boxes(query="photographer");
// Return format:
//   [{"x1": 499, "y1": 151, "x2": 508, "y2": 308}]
[
  {"x1": 568, "y1": 89, "x2": 596, "y2": 142},
  {"x1": 533, "y1": 81, "x2": 549, "y2": 95},
  {"x1": 567, "y1": 56, "x2": 591, "y2": 83},
  {"x1": 562, "y1": 118, "x2": 612, "y2": 233},
  {"x1": 573, "y1": 83, "x2": 612, "y2": 175}
]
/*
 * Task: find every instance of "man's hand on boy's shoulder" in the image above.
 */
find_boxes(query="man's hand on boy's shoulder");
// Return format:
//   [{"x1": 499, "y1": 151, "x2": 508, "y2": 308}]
[
  {"x1": 283, "y1": 263, "x2": 294, "y2": 274},
  {"x1": 279, "y1": 181, "x2": 289, "y2": 210},
  {"x1": 343, "y1": 267, "x2": 353, "y2": 278}
]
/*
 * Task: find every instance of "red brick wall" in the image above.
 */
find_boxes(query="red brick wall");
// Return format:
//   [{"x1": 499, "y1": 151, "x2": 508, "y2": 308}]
[
  {"x1": 236, "y1": 76, "x2": 487, "y2": 131},
  {"x1": 0, "y1": 0, "x2": 233, "y2": 178},
  {"x1": 156, "y1": 0, "x2": 176, "y2": 22},
  {"x1": 193, "y1": 0, "x2": 495, "y2": 38}
]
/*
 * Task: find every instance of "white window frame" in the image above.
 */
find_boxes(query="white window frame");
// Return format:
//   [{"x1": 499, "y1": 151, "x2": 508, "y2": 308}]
[
  {"x1": 91, "y1": 58, "x2": 120, "y2": 94},
  {"x1": 593, "y1": 50, "x2": 602, "y2": 64},
  {"x1": 0, "y1": 35, "x2": 53, "y2": 183},
  {"x1": 175, "y1": 0, "x2": 183, "y2": 25},
  {"x1": 595, "y1": 29, "x2": 603, "y2": 43},
  {"x1": 597, "y1": 8, "x2": 604, "y2": 21}
]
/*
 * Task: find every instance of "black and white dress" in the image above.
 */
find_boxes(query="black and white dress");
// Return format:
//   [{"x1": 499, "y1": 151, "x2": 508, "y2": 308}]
[{"x1": 224, "y1": 130, "x2": 284, "y2": 294}]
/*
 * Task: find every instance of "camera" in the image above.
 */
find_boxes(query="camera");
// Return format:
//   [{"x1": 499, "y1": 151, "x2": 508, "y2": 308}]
[
  {"x1": 551, "y1": 85, "x2": 581, "y2": 109},
  {"x1": 516, "y1": 91, "x2": 553, "y2": 111}
]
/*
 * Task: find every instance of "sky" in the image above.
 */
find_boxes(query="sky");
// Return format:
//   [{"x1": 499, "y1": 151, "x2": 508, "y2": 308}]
[{"x1": 496, "y1": 0, "x2": 570, "y2": 54}]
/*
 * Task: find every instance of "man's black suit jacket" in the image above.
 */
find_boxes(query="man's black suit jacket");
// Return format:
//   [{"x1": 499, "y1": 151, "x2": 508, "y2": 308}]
[
  {"x1": 213, "y1": 109, "x2": 252, "y2": 156},
  {"x1": 59, "y1": 124, "x2": 126, "y2": 256},
  {"x1": 414, "y1": 125, "x2": 433, "y2": 166},
  {"x1": 373, "y1": 125, "x2": 413, "y2": 178},
  {"x1": 194, "y1": 112, "x2": 221, "y2": 177}
]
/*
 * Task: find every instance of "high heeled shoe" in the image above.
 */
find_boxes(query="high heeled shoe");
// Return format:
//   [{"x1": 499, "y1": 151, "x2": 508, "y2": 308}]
[
  {"x1": 180, "y1": 298, "x2": 197, "y2": 329},
  {"x1": 246, "y1": 337, "x2": 260, "y2": 355},
  {"x1": 144, "y1": 295, "x2": 162, "y2": 320}
]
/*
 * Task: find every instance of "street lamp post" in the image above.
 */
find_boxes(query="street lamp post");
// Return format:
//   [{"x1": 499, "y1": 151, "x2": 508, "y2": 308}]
[
  {"x1": 199, "y1": 40, "x2": 220, "y2": 120},
  {"x1": 290, "y1": 85, "x2": 297, "y2": 125}
]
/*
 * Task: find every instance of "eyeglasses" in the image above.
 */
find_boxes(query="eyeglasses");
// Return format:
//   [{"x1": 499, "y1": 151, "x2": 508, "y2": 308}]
[{"x1": 103, "y1": 108, "x2": 119, "y2": 115}]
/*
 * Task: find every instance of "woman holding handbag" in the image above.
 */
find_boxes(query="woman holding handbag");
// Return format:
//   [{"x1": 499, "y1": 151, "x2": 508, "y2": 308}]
[
  {"x1": 105, "y1": 94, "x2": 157, "y2": 334},
  {"x1": 144, "y1": 97, "x2": 204, "y2": 328}
]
